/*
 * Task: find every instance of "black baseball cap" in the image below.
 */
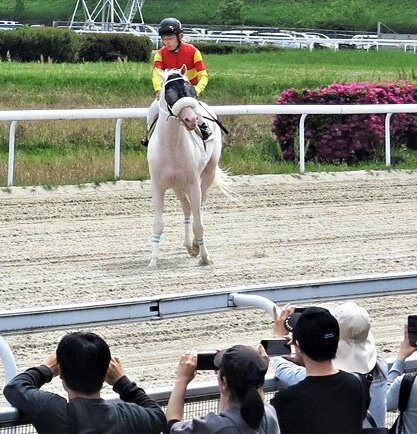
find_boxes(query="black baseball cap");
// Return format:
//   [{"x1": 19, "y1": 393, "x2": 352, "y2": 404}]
[
  {"x1": 214, "y1": 345, "x2": 268, "y2": 389},
  {"x1": 292, "y1": 307, "x2": 339, "y2": 356}
]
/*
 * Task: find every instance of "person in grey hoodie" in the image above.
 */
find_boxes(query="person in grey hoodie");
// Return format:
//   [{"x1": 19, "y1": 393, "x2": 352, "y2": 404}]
[
  {"x1": 167, "y1": 344, "x2": 280, "y2": 434},
  {"x1": 4, "y1": 331, "x2": 166, "y2": 434},
  {"x1": 386, "y1": 324, "x2": 417, "y2": 434}
]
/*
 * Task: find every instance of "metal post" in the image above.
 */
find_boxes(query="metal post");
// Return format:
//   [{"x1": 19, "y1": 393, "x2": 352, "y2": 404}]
[
  {"x1": 229, "y1": 293, "x2": 281, "y2": 318},
  {"x1": 385, "y1": 113, "x2": 392, "y2": 167},
  {"x1": 114, "y1": 118, "x2": 122, "y2": 179},
  {"x1": 7, "y1": 121, "x2": 17, "y2": 187},
  {"x1": 299, "y1": 114, "x2": 307, "y2": 174}
]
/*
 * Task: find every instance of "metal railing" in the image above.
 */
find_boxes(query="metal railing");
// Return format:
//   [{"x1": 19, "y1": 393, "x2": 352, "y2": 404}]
[
  {"x1": 3, "y1": 103, "x2": 417, "y2": 186},
  {"x1": 0, "y1": 272, "x2": 416, "y2": 396}
]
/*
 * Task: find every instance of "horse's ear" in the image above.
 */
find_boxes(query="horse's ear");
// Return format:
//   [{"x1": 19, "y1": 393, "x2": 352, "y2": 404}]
[{"x1": 180, "y1": 64, "x2": 187, "y2": 75}]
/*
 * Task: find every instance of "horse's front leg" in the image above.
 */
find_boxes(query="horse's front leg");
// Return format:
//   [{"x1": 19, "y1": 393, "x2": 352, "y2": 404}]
[
  {"x1": 149, "y1": 183, "x2": 165, "y2": 267},
  {"x1": 189, "y1": 182, "x2": 213, "y2": 266},
  {"x1": 174, "y1": 189, "x2": 197, "y2": 257}
]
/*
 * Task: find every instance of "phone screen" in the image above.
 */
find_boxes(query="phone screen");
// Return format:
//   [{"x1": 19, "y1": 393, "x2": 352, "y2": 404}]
[
  {"x1": 196, "y1": 352, "x2": 217, "y2": 370},
  {"x1": 408, "y1": 315, "x2": 417, "y2": 347},
  {"x1": 261, "y1": 339, "x2": 291, "y2": 356}
]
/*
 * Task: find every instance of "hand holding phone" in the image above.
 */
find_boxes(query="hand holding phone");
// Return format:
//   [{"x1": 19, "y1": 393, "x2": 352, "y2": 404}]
[
  {"x1": 408, "y1": 315, "x2": 417, "y2": 347},
  {"x1": 261, "y1": 339, "x2": 291, "y2": 356}
]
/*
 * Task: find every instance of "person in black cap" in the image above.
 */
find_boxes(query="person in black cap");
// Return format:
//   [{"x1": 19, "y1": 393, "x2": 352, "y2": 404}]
[
  {"x1": 270, "y1": 307, "x2": 366, "y2": 434},
  {"x1": 166, "y1": 344, "x2": 280, "y2": 434}
]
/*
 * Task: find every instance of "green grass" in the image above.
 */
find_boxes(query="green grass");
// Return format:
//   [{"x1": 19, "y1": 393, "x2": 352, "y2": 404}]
[
  {"x1": 1, "y1": 49, "x2": 417, "y2": 186},
  {"x1": 2, "y1": 0, "x2": 417, "y2": 32}
]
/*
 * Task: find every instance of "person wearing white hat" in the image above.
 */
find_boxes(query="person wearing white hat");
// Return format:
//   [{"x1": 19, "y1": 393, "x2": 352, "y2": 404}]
[{"x1": 270, "y1": 302, "x2": 387, "y2": 428}]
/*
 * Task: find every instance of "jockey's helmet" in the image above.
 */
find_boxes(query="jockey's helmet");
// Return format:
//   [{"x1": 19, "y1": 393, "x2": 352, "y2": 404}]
[{"x1": 158, "y1": 18, "x2": 183, "y2": 36}]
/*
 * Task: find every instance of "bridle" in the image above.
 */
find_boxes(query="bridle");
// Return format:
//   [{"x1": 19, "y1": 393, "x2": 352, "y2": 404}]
[{"x1": 161, "y1": 75, "x2": 196, "y2": 118}]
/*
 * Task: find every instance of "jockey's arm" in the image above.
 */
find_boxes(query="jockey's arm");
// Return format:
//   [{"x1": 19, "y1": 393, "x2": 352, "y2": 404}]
[
  {"x1": 152, "y1": 68, "x2": 163, "y2": 94},
  {"x1": 193, "y1": 48, "x2": 208, "y2": 96},
  {"x1": 194, "y1": 69, "x2": 208, "y2": 96}
]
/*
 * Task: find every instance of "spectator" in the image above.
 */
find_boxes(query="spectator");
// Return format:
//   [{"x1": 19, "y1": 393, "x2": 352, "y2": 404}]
[
  {"x1": 272, "y1": 301, "x2": 387, "y2": 427},
  {"x1": 386, "y1": 324, "x2": 417, "y2": 434},
  {"x1": 270, "y1": 306, "x2": 366, "y2": 434},
  {"x1": 166, "y1": 344, "x2": 280, "y2": 434},
  {"x1": 4, "y1": 331, "x2": 166, "y2": 434}
]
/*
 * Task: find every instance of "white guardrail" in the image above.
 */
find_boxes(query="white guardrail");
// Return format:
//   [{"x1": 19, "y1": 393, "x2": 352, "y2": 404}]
[
  {"x1": 183, "y1": 34, "x2": 417, "y2": 52},
  {"x1": 2, "y1": 103, "x2": 417, "y2": 186}
]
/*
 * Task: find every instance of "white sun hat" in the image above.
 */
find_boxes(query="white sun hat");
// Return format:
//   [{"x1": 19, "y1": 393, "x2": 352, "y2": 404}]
[{"x1": 332, "y1": 301, "x2": 377, "y2": 374}]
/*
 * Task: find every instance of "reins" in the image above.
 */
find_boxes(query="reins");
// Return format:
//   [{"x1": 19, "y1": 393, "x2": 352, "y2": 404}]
[{"x1": 198, "y1": 102, "x2": 230, "y2": 135}]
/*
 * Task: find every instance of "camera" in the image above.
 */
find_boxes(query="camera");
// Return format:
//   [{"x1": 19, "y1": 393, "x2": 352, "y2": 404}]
[
  {"x1": 284, "y1": 307, "x2": 307, "y2": 332},
  {"x1": 261, "y1": 338, "x2": 291, "y2": 356},
  {"x1": 408, "y1": 315, "x2": 417, "y2": 347},
  {"x1": 196, "y1": 351, "x2": 218, "y2": 370}
]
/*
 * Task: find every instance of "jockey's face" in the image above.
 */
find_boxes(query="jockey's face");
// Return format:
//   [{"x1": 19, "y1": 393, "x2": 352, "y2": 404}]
[{"x1": 162, "y1": 34, "x2": 181, "y2": 51}]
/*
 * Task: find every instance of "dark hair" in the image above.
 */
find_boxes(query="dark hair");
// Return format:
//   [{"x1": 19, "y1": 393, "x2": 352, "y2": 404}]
[
  {"x1": 56, "y1": 331, "x2": 111, "y2": 395},
  {"x1": 293, "y1": 307, "x2": 339, "y2": 362},
  {"x1": 217, "y1": 345, "x2": 267, "y2": 429}
]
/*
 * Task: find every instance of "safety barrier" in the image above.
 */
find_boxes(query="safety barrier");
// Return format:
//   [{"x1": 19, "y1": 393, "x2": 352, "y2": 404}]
[
  {"x1": 3, "y1": 103, "x2": 417, "y2": 186},
  {"x1": 0, "y1": 272, "x2": 417, "y2": 385}
]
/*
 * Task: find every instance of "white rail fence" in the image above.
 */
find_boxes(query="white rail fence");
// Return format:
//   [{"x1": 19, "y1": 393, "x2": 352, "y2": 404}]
[{"x1": 2, "y1": 103, "x2": 417, "y2": 186}]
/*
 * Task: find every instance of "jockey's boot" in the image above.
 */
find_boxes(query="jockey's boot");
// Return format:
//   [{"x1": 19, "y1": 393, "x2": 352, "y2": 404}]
[
  {"x1": 198, "y1": 122, "x2": 212, "y2": 141},
  {"x1": 141, "y1": 136, "x2": 149, "y2": 147}
]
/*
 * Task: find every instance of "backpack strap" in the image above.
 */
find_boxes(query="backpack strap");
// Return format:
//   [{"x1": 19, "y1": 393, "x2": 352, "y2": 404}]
[
  {"x1": 398, "y1": 373, "x2": 416, "y2": 411},
  {"x1": 396, "y1": 373, "x2": 416, "y2": 433}
]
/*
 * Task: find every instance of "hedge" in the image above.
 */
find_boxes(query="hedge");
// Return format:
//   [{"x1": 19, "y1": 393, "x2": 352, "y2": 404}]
[
  {"x1": 272, "y1": 81, "x2": 417, "y2": 163},
  {"x1": 0, "y1": 27, "x2": 153, "y2": 63}
]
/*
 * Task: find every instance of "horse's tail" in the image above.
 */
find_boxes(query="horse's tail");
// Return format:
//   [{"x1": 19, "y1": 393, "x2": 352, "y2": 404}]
[{"x1": 213, "y1": 167, "x2": 245, "y2": 206}]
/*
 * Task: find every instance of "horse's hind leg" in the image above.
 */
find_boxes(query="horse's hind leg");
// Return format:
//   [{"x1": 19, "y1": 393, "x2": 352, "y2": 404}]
[
  {"x1": 174, "y1": 189, "x2": 198, "y2": 257},
  {"x1": 188, "y1": 182, "x2": 213, "y2": 265},
  {"x1": 201, "y1": 138, "x2": 221, "y2": 206},
  {"x1": 149, "y1": 183, "x2": 165, "y2": 267}
]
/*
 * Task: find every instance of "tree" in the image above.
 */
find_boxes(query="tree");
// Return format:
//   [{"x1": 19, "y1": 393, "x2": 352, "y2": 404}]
[
  {"x1": 217, "y1": 0, "x2": 245, "y2": 25},
  {"x1": 14, "y1": 0, "x2": 25, "y2": 19}
]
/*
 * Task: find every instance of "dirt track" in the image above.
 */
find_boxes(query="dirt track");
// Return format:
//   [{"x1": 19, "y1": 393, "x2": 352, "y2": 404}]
[{"x1": 1, "y1": 170, "x2": 417, "y2": 396}]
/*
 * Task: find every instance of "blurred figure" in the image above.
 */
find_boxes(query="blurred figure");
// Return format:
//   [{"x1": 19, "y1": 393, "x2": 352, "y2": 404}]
[
  {"x1": 272, "y1": 301, "x2": 387, "y2": 427},
  {"x1": 4, "y1": 331, "x2": 166, "y2": 434},
  {"x1": 386, "y1": 324, "x2": 417, "y2": 434},
  {"x1": 166, "y1": 344, "x2": 280, "y2": 434},
  {"x1": 270, "y1": 307, "x2": 366, "y2": 434}
]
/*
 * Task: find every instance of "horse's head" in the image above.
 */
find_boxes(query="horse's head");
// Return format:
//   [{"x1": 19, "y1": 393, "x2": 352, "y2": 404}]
[{"x1": 161, "y1": 65, "x2": 199, "y2": 130}]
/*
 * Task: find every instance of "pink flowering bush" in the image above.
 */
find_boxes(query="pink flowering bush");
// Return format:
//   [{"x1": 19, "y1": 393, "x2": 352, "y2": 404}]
[{"x1": 272, "y1": 81, "x2": 417, "y2": 163}]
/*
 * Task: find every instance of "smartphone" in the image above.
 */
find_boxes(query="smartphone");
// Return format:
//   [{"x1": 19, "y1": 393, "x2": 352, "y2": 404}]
[
  {"x1": 196, "y1": 351, "x2": 218, "y2": 370},
  {"x1": 408, "y1": 315, "x2": 417, "y2": 347},
  {"x1": 261, "y1": 339, "x2": 291, "y2": 356}
]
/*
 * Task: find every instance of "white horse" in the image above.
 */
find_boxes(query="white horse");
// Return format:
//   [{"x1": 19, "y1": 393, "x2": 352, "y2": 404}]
[{"x1": 147, "y1": 65, "x2": 226, "y2": 267}]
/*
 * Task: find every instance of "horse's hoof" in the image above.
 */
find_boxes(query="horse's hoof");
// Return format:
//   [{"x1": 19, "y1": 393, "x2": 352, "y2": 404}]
[
  {"x1": 190, "y1": 243, "x2": 199, "y2": 257},
  {"x1": 199, "y1": 257, "x2": 213, "y2": 266}
]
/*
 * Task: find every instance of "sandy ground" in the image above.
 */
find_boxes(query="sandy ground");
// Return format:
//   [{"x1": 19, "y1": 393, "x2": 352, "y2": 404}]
[{"x1": 1, "y1": 170, "x2": 417, "y2": 398}]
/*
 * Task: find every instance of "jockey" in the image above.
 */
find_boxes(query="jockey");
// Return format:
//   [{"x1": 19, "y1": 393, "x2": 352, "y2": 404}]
[{"x1": 142, "y1": 17, "x2": 212, "y2": 146}]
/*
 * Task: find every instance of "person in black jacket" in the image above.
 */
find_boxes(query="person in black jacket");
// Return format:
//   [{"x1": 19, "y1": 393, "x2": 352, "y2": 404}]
[
  {"x1": 270, "y1": 307, "x2": 366, "y2": 434},
  {"x1": 4, "y1": 331, "x2": 166, "y2": 434}
]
